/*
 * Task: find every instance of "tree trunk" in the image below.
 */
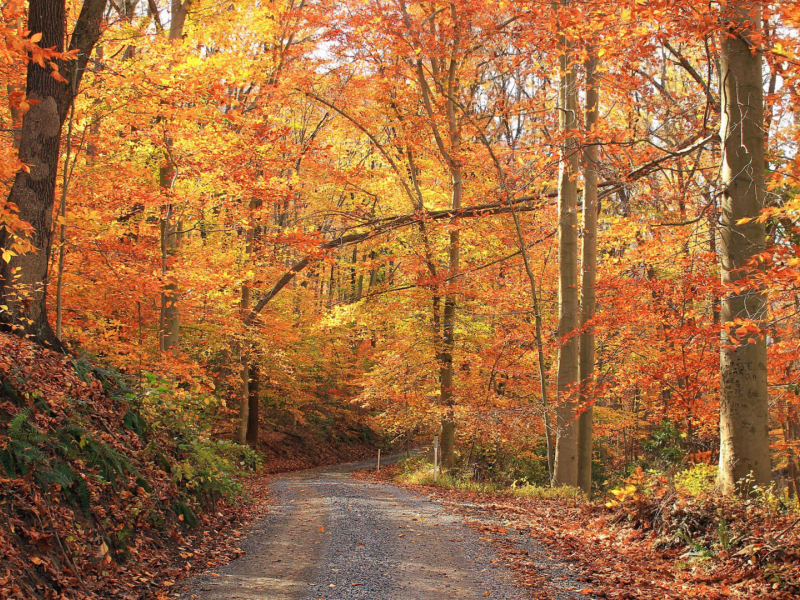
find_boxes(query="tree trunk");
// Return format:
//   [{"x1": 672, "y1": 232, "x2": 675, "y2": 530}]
[
  {"x1": 716, "y1": 1, "x2": 771, "y2": 495},
  {"x1": 55, "y1": 67, "x2": 78, "y2": 341},
  {"x1": 577, "y1": 54, "x2": 599, "y2": 496},
  {"x1": 553, "y1": 7, "x2": 581, "y2": 488},
  {"x1": 237, "y1": 199, "x2": 259, "y2": 444},
  {"x1": 438, "y1": 136, "x2": 462, "y2": 470},
  {"x1": 405, "y1": 1, "x2": 463, "y2": 471},
  {"x1": 237, "y1": 361, "x2": 249, "y2": 445},
  {"x1": 170, "y1": 0, "x2": 191, "y2": 41},
  {"x1": 158, "y1": 188, "x2": 180, "y2": 354},
  {"x1": 246, "y1": 364, "x2": 260, "y2": 446},
  {"x1": 0, "y1": 0, "x2": 107, "y2": 347},
  {"x1": 511, "y1": 208, "x2": 554, "y2": 482},
  {"x1": 6, "y1": 16, "x2": 24, "y2": 151},
  {"x1": 788, "y1": 408, "x2": 800, "y2": 499},
  {"x1": 0, "y1": 0, "x2": 67, "y2": 346},
  {"x1": 439, "y1": 186, "x2": 461, "y2": 469},
  {"x1": 157, "y1": 0, "x2": 193, "y2": 354}
]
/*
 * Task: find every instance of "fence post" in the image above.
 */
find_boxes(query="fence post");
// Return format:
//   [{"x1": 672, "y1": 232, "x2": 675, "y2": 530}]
[{"x1": 434, "y1": 435, "x2": 439, "y2": 483}]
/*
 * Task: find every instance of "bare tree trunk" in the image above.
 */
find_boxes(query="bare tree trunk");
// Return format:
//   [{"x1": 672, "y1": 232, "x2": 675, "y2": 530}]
[
  {"x1": 510, "y1": 209, "x2": 554, "y2": 481},
  {"x1": 717, "y1": 0, "x2": 771, "y2": 495},
  {"x1": 6, "y1": 16, "x2": 23, "y2": 151},
  {"x1": 438, "y1": 113, "x2": 462, "y2": 471},
  {"x1": 403, "y1": 0, "x2": 463, "y2": 470},
  {"x1": 54, "y1": 65, "x2": 79, "y2": 342},
  {"x1": 439, "y1": 170, "x2": 462, "y2": 469},
  {"x1": 158, "y1": 0, "x2": 193, "y2": 354},
  {"x1": 237, "y1": 200, "x2": 259, "y2": 444},
  {"x1": 170, "y1": 0, "x2": 192, "y2": 41},
  {"x1": 577, "y1": 54, "x2": 599, "y2": 496},
  {"x1": 553, "y1": 3, "x2": 581, "y2": 487},
  {"x1": 246, "y1": 364, "x2": 260, "y2": 446},
  {"x1": 788, "y1": 406, "x2": 800, "y2": 499},
  {"x1": 368, "y1": 250, "x2": 378, "y2": 289},
  {"x1": 158, "y1": 167, "x2": 180, "y2": 354},
  {"x1": 0, "y1": 0, "x2": 108, "y2": 348},
  {"x1": 237, "y1": 361, "x2": 249, "y2": 445},
  {"x1": 350, "y1": 246, "x2": 358, "y2": 301},
  {"x1": 328, "y1": 263, "x2": 335, "y2": 307}
]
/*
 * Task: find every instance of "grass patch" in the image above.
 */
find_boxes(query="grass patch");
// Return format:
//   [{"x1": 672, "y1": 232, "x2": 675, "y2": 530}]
[
  {"x1": 511, "y1": 482, "x2": 584, "y2": 500},
  {"x1": 395, "y1": 459, "x2": 584, "y2": 500}
]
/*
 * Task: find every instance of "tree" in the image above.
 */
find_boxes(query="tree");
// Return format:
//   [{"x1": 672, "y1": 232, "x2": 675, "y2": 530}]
[
  {"x1": 0, "y1": 0, "x2": 108, "y2": 346},
  {"x1": 716, "y1": 0, "x2": 771, "y2": 494},
  {"x1": 577, "y1": 51, "x2": 599, "y2": 496},
  {"x1": 552, "y1": 1, "x2": 581, "y2": 488},
  {"x1": 403, "y1": 1, "x2": 465, "y2": 471}
]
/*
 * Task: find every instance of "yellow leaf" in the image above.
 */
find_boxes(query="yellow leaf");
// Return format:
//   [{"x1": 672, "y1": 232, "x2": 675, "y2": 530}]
[{"x1": 30, "y1": 32, "x2": 42, "y2": 44}]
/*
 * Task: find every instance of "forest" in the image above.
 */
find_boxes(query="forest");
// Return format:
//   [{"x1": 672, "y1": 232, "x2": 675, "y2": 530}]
[{"x1": 1, "y1": 0, "x2": 800, "y2": 599}]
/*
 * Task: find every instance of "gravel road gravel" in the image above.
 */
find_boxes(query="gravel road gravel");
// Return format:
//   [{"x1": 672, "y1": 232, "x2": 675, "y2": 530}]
[{"x1": 179, "y1": 457, "x2": 592, "y2": 600}]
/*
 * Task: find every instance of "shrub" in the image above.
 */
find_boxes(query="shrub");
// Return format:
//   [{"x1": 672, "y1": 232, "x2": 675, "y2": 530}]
[{"x1": 675, "y1": 463, "x2": 717, "y2": 496}]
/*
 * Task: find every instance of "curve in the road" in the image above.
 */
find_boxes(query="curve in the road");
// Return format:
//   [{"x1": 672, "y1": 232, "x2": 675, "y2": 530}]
[{"x1": 179, "y1": 458, "x2": 583, "y2": 600}]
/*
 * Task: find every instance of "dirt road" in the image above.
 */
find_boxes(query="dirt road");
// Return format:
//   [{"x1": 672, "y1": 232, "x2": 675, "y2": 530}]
[{"x1": 179, "y1": 458, "x2": 589, "y2": 600}]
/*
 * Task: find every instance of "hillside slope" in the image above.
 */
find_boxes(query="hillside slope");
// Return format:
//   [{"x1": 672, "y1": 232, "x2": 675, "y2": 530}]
[{"x1": 0, "y1": 333, "x2": 265, "y2": 600}]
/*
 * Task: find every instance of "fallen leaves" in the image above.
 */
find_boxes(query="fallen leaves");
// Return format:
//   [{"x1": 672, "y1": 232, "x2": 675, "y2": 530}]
[
  {"x1": 366, "y1": 469, "x2": 800, "y2": 600},
  {"x1": 0, "y1": 333, "x2": 275, "y2": 600}
]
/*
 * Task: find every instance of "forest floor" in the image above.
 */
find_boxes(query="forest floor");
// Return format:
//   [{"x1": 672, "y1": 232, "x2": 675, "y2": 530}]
[
  {"x1": 177, "y1": 455, "x2": 591, "y2": 600},
  {"x1": 356, "y1": 465, "x2": 799, "y2": 600}
]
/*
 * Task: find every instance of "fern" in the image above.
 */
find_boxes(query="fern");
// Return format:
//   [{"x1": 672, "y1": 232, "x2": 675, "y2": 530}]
[
  {"x1": 4, "y1": 409, "x2": 49, "y2": 477},
  {"x1": 123, "y1": 409, "x2": 147, "y2": 439},
  {"x1": 2, "y1": 409, "x2": 150, "y2": 511},
  {"x1": 1, "y1": 377, "x2": 24, "y2": 404},
  {"x1": 71, "y1": 357, "x2": 134, "y2": 397},
  {"x1": 173, "y1": 501, "x2": 198, "y2": 529},
  {"x1": 36, "y1": 462, "x2": 76, "y2": 490},
  {"x1": 8, "y1": 409, "x2": 32, "y2": 439}
]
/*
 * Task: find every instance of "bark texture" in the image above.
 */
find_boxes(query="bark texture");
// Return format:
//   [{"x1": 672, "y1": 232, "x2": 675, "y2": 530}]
[
  {"x1": 158, "y1": 210, "x2": 180, "y2": 353},
  {"x1": 553, "y1": 12, "x2": 581, "y2": 488},
  {"x1": 577, "y1": 55, "x2": 599, "y2": 496},
  {"x1": 170, "y1": 0, "x2": 192, "y2": 41},
  {"x1": 237, "y1": 362, "x2": 249, "y2": 445},
  {"x1": 246, "y1": 364, "x2": 260, "y2": 446},
  {"x1": 158, "y1": 0, "x2": 192, "y2": 354},
  {"x1": 717, "y1": 1, "x2": 771, "y2": 494},
  {"x1": 237, "y1": 199, "x2": 260, "y2": 445},
  {"x1": 0, "y1": 0, "x2": 108, "y2": 347}
]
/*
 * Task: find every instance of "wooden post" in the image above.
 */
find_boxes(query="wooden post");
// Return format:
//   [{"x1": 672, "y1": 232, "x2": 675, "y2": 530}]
[
  {"x1": 434, "y1": 435, "x2": 439, "y2": 482},
  {"x1": 377, "y1": 448, "x2": 381, "y2": 472}
]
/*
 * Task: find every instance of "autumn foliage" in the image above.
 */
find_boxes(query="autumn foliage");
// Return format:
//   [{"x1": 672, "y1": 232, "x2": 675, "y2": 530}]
[{"x1": 1, "y1": 0, "x2": 800, "y2": 597}]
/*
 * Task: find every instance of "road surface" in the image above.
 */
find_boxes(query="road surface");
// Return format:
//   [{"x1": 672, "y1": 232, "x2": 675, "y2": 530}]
[{"x1": 179, "y1": 457, "x2": 590, "y2": 600}]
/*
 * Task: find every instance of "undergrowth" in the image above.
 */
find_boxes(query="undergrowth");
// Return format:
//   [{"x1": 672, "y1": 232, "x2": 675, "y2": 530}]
[
  {"x1": 396, "y1": 456, "x2": 584, "y2": 500},
  {"x1": 0, "y1": 335, "x2": 262, "y2": 600}
]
